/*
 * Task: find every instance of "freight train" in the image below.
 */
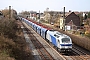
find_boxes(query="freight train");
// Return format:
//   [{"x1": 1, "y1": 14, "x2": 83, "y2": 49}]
[{"x1": 21, "y1": 18, "x2": 72, "y2": 52}]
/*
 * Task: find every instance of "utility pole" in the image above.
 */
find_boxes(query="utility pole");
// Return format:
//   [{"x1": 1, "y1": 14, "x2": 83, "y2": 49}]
[
  {"x1": 63, "y1": 7, "x2": 65, "y2": 31},
  {"x1": 37, "y1": 10, "x2": 40, "y2": 23},
  {"x1": 9, "y1": 6, "x2": 11, "y2": 19},
  {"x1": 39, "y1": 10, "x2": 40, "y2": 19}
]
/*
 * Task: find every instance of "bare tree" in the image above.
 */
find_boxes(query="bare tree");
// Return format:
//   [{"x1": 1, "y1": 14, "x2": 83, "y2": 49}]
[{"x1": 49, "y1": 11, "x2": 60, "y2": 27}]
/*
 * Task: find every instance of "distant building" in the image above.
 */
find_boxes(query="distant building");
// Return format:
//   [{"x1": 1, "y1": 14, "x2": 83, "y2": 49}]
[
  {"x1": 29, "y1": 11, "x2": 37, "y2": 20},
  {"x1": 65, "y1": 12, "x2": 80, "y2": 30},
  {"x1": 36, "y1": 13, "x2": 44, "y2": 20}
]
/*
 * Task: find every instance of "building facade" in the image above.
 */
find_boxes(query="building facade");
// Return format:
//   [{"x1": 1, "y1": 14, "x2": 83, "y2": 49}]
[{"x1": 65, "y1": 12, "x2": 80, "y2": 30}]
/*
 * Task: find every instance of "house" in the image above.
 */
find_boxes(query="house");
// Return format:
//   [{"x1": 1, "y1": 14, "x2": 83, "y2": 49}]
[
  {"x1": 29, "y1": 11, "x2": 37, "y2": 20},
  {"x1": 37, "y1": 13, "x2": 44, "y2": 20},
  {"x1": 64, "y1": 12, "x2": 80, "y2": 30}
]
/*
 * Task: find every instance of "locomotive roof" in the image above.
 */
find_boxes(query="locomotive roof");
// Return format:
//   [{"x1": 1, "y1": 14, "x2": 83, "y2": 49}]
[{"x1": 48, "y1": 30, "x2": 70, "y2": 38}]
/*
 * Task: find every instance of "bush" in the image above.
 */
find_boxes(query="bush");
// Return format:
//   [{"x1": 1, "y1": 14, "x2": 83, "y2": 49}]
[
  {"x1": 0, "y1": 18, "x2": 18, "y2": 39},
  {"x1": 0, "y1": 19, "x2": 33, "y2": 60},
  {"x1": 0, "y1": 36, "x2": 15, "y2": 60},
  {"x1": 85, "y1": 33, "x2": 90, "y2": 38}
]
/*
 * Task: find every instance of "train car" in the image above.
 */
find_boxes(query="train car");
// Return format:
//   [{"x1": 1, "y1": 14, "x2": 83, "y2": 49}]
[
  {"x1": 46, "y1": 30, "x2": 72, "y2": 51},
  {"x1": 24, "y1": 19, "x2": 29, "y2": 24},
  {"x1": 31, "y1": 22, "x2": 35, "y2": 29},
  {"x1": 21, "y1": 18, "x2": 25, "y2": 21},
  {"x1": 28, "y1": 20, "x2": 38, "y2": 32},
  {"x1": 40, "y1": 26, "x2": 48, "y2": 39},
  {"x1": 33, "y1": 23, "x2": 38, "y2": 32},
  {"x1": 28, "y1": 20, "x2": 32, "y2": 26},
  {"x1": 36, "y1": 24, "x2": 42, "y2": 35},
  {"x1": 40, "y1": 26, "x2": 51, "y2": 39},
  {"x1": 26, "y1": 20, "x2": 30, "y2": 25}
]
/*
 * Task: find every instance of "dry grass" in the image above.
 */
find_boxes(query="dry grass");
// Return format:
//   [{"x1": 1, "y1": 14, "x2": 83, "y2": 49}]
[
  {"x1": 0, "y1": 35, "x2": 15, "y2": 60},
  {"x1": 0, "y1": 18, "x2": 34, "y2": 60},
  {"x1": 69, "y1": 33, "x2": 90, "y2": 51}
]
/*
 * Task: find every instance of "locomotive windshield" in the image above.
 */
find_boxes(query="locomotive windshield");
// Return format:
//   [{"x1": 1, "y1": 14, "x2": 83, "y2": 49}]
[{"x1": 62, "y1": 38, "x2": 70, "y2": 43}]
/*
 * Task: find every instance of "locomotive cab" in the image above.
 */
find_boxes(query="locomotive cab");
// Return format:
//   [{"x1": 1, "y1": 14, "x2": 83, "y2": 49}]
[
  {"x1": 55, "y1": 33, "x2": 72, "y2": 52},
  {"x1": 58, "y1": 37, "x2": 72, "y2": 51}
]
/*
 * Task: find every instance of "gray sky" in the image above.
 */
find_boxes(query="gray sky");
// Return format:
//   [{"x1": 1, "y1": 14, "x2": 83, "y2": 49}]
[{"x1": 0, "y1": 0, "x2": 90, "y2": 13}]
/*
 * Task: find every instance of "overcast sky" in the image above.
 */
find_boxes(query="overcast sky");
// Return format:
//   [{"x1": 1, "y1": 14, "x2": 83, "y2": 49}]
[{"x1": 0, "y1": 0, "x2": 90, "y2": 13}]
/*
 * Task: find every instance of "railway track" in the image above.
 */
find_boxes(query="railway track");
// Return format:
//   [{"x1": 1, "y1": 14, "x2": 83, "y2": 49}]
[
  {"x1": 71, "y1": 44, "x2": 90, "y2": 60},
  {"x1": 23, "y1": 25, "x2": 54, "y2": 60},
  {"x1": 60, "y1": 44, "x2": 90, "y2": 60}
]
